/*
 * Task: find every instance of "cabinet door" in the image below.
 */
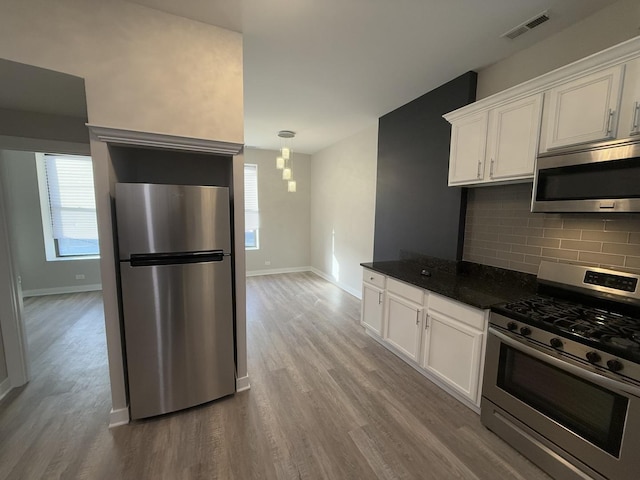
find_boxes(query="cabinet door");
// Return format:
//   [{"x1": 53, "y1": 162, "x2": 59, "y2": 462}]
[
  {"x1": 421, "y1": 311, "x2": 483, "y2": 403},
  {"x1": 361, "y1": 282, "x2": 384, "y2": 336},
  {"x1": 448, "y1": 112, "x2": 488, "y2": 185},
  {"x1": 487, "y1": 94, "x2": 542, "y2": 180},
  {"x1": 384, "y1": 292, "x2": 422, "y2": 362},
  {"x1": 543, "y1": 66, "x2": 624, "y2": 150},
  {"x1": 619, "y1": 57, "x2": 640, "y2": 137}
]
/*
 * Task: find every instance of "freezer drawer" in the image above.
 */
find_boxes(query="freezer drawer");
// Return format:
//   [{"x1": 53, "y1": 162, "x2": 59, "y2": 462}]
[
  {"x1": 115, "y1": 183, "x2": 231, "y2": 259},
  {"x1": 120, "y1": 257, "x2": 235, "y2": 419}
]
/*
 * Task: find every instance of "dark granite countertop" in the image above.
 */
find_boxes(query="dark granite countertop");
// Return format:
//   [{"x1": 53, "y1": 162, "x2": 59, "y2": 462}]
[{"x1": 360, "y1": 259, "x2": 537, "y2": 310}]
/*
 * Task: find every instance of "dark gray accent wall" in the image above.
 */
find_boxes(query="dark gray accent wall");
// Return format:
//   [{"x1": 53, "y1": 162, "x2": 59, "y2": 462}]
[{"x1": 373, "y1": 72, "x2": 477, "y2": 262}]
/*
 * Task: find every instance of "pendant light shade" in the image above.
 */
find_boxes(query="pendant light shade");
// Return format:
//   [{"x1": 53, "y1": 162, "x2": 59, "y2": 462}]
[{"x1": 276, "y1": 130, "x2": 296, "y2": 192}]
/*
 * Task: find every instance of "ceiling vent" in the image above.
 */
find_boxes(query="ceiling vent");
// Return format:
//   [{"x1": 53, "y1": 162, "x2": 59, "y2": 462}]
[{"x1": 502, "y1": 11, "x2": 550, "y2": 40}]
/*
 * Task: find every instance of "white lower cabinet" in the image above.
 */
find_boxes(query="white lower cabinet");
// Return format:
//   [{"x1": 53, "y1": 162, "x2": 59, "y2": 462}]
[
  {"x1": 421, "y1": 311, "x2": 484, "y2": 403},
  {"x1": 384, "y1": 291, "x2": 423, "y2": 362},
  {"x1": 361, "y1": 282, "x2": 384, "y2": 336},
  {"x1": 360, "y1": 268, "x2": 488, "y2": 410}
]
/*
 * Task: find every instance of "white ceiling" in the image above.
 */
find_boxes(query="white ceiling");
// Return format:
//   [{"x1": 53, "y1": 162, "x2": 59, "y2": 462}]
[{"x1": 134, "y1": 1, "x2": 619, "y2": 153}]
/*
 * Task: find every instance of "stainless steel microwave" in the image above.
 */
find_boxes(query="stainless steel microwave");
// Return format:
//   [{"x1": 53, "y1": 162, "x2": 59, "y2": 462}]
[{"x1": 532, "y1": 137, "x2": 640, "y2": 213}]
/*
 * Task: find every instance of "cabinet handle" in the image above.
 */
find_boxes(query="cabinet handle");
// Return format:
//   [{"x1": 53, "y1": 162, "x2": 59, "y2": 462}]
[
  {"x1": 416, "y1": 309, "x2": 422, "y2": 325},
  {"x1": 606, "y1": 109, "x2": 615, "y2": 136},
  {"x1": 477, "y1": 160, "x2": 482, "y2": 179},
  {"x1": 369, "y1": 276, "x2": 374, "y2": 281},
  {"x1": 632, "y1": 102, "x2": 640, "y2": 134},
  {"x1": 424, "y1": 314, "x2": 429, "y2": 330},
  {"x1": 489, "y1": 159, "x2": 494, "y2": 178},
  {"x1": 378, "y1": 291, "x2": 382, "y2": 305}
]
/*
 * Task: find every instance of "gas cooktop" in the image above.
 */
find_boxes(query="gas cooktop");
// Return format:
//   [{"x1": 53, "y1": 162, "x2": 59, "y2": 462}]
[{"x1": 493, "y1": 295, "x2": 640, "y2": 363}]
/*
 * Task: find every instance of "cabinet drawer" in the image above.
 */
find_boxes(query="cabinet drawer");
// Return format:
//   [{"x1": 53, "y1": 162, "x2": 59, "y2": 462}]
[
  {"x1": 387, "y1": 278, "x2": 424, "y2": 305},
  {"x1": 363, "y1": 269, "x2": 385, "y2": 289},
  {"x1": 428, "y1": 293, "x2": 485, "y2": 331}
]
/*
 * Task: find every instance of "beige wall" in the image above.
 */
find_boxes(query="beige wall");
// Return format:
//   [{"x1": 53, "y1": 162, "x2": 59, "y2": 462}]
[
  {"x1": 0, "y1": 0, "x2": 243, "y2": 143},
  {"x1": 0, "y1": 0, "x2": 243, "y2": 421},
  {"x1": 464, "y1": 184, "x2": 640, "y2": 276},
  {"x1": 310, "y1": 125, "x2": 378, "y2": 297},
  {"x1": 0, "y1": 150, "x2": 102, "y2": 294},
  {"x1": 244, "y1": 149, "x2": 311, "y2": 273},
  {"x1": 477, "y1": 0, "x2": 640, "y2": 99}
]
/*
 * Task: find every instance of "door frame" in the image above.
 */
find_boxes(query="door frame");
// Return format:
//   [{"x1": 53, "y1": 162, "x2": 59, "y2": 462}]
[{"x1": 0, "y1": 164, "x2": 29, "y2": 392}]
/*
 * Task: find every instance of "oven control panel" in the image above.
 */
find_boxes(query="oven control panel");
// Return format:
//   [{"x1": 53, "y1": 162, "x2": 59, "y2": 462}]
[{"x1": 584, "y1": 270, "x2": 638, "y2": 292}]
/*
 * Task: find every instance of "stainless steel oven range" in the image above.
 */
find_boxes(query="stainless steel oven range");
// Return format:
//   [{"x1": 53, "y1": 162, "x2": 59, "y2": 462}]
[{"x1": 482, "y1": 261, "x2": 640, "y2": 480}]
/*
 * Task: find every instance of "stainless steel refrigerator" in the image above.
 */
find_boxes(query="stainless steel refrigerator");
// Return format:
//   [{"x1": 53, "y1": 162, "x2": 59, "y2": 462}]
[{"x1": 115, "y1": 183, "x2": 235, "y2": 420}]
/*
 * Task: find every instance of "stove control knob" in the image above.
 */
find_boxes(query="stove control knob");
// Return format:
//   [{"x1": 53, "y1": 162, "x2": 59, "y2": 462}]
[
  {"x1": 550, "y1": 338, "x2": 563, "y2": 349},
  {"x1": 520, "y1": 327, "x2": 531, "y2": 336},
  {"x1": 507, "y1": 322, "x2": 518, "y2": 331},
  {"x1": 607, "y1": 359, "x2": 623, "y2": 372},
  {"x1": 586, "y1": 351, "x2": 601, "y2": 363}
]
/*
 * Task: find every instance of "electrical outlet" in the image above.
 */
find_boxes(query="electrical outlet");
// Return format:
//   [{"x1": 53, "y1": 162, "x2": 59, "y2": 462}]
[
  {"x1": 75, "y1": 274, "x2": 85, "y2": 280},
  {"x1": 265, "y1": 260, "x2": 271, "y2": 266}
]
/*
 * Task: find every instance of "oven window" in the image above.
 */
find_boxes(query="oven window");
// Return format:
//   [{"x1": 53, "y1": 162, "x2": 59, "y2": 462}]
[
  {"x1": 497, "y1": 345, "x2": 628, "y2": 457},
  {"x1": 536, "y1": 157, "x2": 640, "y2": 201}
]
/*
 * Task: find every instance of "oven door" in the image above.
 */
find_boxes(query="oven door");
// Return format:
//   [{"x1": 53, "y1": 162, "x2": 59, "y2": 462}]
[{"x1": 482, "y1": 327, "x2": 640, "y2": 480}]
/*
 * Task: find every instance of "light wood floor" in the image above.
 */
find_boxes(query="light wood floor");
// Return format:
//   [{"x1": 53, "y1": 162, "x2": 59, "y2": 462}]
[{"x1": 0, "y1": 273, "x2": 550, "y2": 479}]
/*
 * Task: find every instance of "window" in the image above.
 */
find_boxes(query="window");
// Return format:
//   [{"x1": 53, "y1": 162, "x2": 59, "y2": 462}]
[
  {"x1": 244, "y1": 164, "x2": 259, "y2": 249},
  {"x1": 36, "y1": 153, "x2": 99, "y2": 259}
]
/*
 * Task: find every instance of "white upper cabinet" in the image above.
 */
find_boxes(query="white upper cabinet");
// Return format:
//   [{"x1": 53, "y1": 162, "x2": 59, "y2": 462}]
[
  {"x1": 487, "y1": 94, "x2": 543, "y2": 180},
  {"x1": 448, "y1": 94, "x2": 542, "y2": 186},
  {"x1": 444, "y1": 36, "x2": 640, "y2": 187},
  {"x1": 448, "y1": 112, "x2": 488, "y2": 185},
  {"x1": 619, "y1": 57, "x2": 640, "y2": 138},
  {"x1": 540, "y1": 65, "x2": 624, "y2": 152}
]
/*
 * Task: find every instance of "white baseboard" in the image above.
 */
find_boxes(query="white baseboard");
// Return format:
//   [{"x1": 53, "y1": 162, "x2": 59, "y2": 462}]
[
  {"x1": 0, "y1": 377, "x2": 11, "y2": 402},
  {"x1": 236, "y1": 375, "x2": 251, "y2": 392},
  {"x1": 309, "y1": 268, "x2": 361, "y2": 299},
  {"x1": 109, "y1": 407, "x2": 130, "y2": 428},
  {"x1": 246, "y1": 266, "x2": 311, "y2": 277},
  {"x1": 22, "y1": 284, "x2": 102, "y2": 298}
]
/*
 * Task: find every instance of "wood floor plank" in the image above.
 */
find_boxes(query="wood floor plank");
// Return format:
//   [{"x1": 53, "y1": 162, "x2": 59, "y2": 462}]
[{"x1": 0, "y1": 274, "x2": 551, "y2": 479}]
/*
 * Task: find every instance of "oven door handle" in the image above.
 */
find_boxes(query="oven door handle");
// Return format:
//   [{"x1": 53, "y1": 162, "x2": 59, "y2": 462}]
[{"x1": 489, "y1": 327, "x2": 640, "y2": 398}]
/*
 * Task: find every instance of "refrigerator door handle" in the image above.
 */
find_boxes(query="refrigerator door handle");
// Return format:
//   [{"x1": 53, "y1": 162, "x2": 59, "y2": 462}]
[{"x1": 129, "y1": 250, "x2": 226, "y2": 267}]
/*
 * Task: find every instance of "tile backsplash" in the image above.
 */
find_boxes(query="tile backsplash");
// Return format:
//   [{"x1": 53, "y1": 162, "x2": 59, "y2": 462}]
[{"x1": 463, "y1": 183, "x2": 640, "y2": 276}]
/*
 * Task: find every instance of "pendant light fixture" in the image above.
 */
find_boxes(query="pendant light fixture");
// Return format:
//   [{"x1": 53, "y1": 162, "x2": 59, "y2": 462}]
[{"x1": 276, "y1": 130, "x2": 296, "y2": 193}]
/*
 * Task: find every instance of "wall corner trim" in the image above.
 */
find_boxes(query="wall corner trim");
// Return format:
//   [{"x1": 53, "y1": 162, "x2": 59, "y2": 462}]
[
  {"x1": 310, "y1": 267, "x2": 361, "y2": 299},
  {"x1": 0, "y1": 377, "x2": 11, "y2": 402},
  {"x1": 236, "y1": 375, "x2": 251, "y2": 392},
  {"x1": 87, "y1": 125, "x2": 244, "y2": 155},
  {"x1": 108, "y1": 407, "x2": 130, "y2": 428},
  {"x1": 22, "y1": 284, "x2": 102, "y2": 298}
]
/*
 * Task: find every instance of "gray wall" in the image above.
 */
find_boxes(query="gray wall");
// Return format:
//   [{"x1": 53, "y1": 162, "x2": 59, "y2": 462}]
[
  {"x1": 373, "y1": 72, "x2": 476, "y2": 263},
  {"x1": 245, "y1": 148, "x2": 311, "y2": 273},
  {"x1": 0, "y1": 108, "x2": 89, "y2": 145},
  {"x1": 477, "y1": 0, "x2": 640, "y2": 99},
  {"x1": 310, "y1": 126, "x2": 378, "y2": 297},
  {"x1": 0, "y1": 150, "x2": 102, "y2": 294}
]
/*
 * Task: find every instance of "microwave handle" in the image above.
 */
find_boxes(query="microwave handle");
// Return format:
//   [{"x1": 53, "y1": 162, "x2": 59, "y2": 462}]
[{"x1": 489, "y1": 327, "x2": 640, "y2": 398}]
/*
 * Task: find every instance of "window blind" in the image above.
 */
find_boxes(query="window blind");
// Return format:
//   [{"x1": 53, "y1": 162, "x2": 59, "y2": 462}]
[
  {"x1": 244, "y1": 164, "x2": 259, "y2": 230},
  {"x1": 44, "y1": 154, "x2": 99, "y2": 242}
]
